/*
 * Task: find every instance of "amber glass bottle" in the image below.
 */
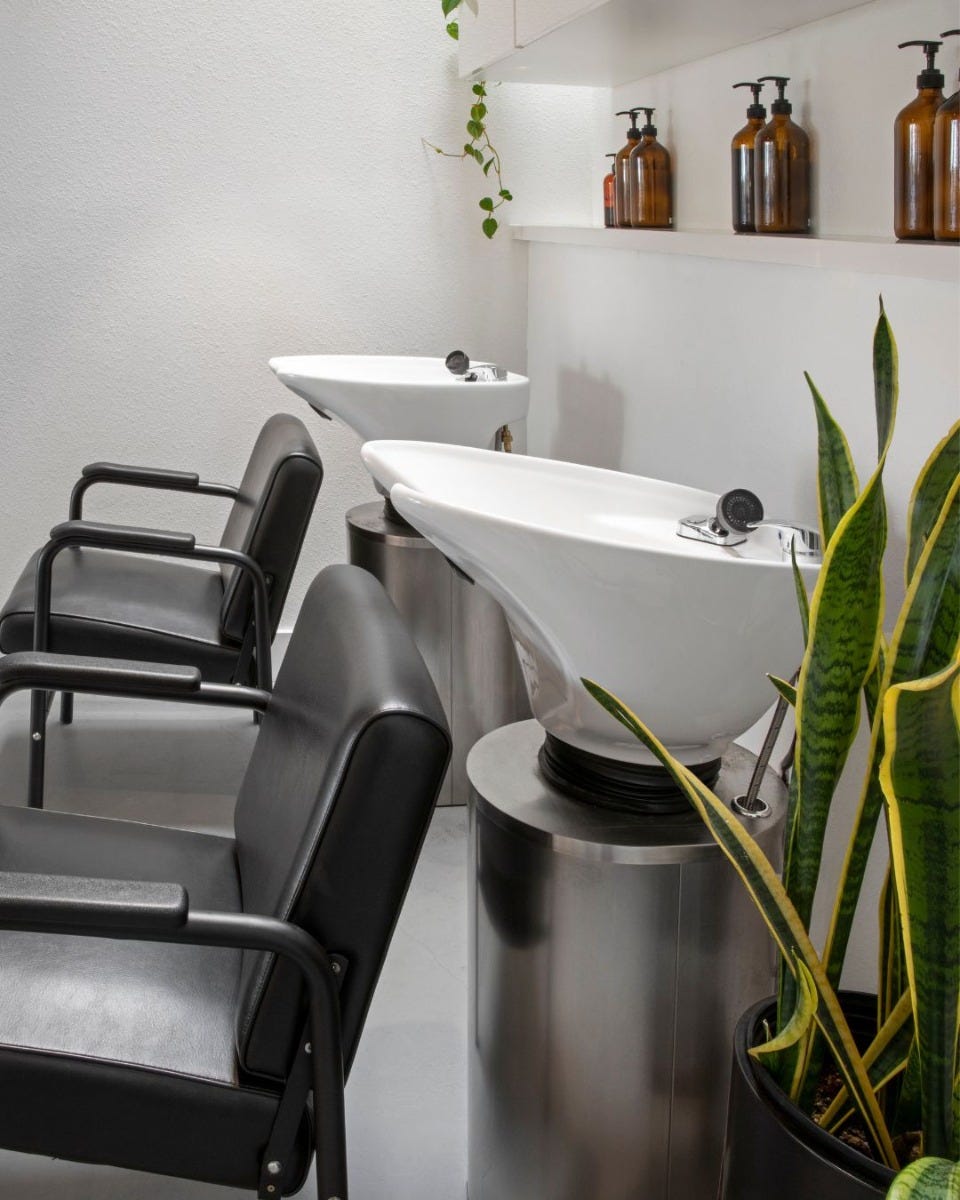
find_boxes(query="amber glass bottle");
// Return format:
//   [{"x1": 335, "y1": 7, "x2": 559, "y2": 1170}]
[
  {"x1": 628, "y1": 108, "x2": 672, "y2": 228},
  {"x1": 731, "y1": 81, "x2": 767, "y2": 232},
  {"x1": 934, "y1": 30, "x2": 960, "y2": 241},
  {"x1": 603, "y1": 154, "x2": 617, "y2": 227},
  {"x1": 614, "y1": 110, "x2": 642, "y2": 227},
  {"x1": 754, "y1": 76, "x2": 811, "y2": 235},
  {"x1": 895, "y1": 40, "x2": 945, "y2": 239}
]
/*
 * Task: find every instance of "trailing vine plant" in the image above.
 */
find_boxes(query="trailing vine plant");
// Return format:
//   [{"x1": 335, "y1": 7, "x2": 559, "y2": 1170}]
[{"x1": 424, "y1": 0, "x2": 513, "y2": 238}]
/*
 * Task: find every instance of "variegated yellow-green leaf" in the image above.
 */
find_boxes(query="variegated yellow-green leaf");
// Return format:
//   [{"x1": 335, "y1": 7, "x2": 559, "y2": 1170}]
[
  {"x1": 873, "y1": 296, "x2": 899, "y2": 463},
  {"x1": 582, "y1": 679, "x2": 897, "y2": 1167},
  {"x1": 786, "y1": 455, "x2": 887, "y2": 938},
  {"x1": 906, "y1": 419, "x2": 960, "y2": 586},
  {"x1": 768, "y1": 675, "x2": 797, "y2": 707},
  {"x1": 888, "y1": 1157, "x2": 960, "y2": 1200},
  {"x1": 805, "y1": 371, "x2": 859, "y2": 547},
  {"x1": 880, "y1": 867, "x2": 909, "y2": 1029},
  {"x1": 824, "y1": 475, "x2": 960, "y2": 993},
  {"x1": 820, "y1": 989, "x2": 913, "y2": 1132},
  {"x1": 751, "y1": 957, "x2": 817, "y2": 1100},
  {"x1": 792, "y1": 539, "x2": 810, "y2": 645},
  {"x1": 881, "y1": 659, "x2": 960, "y2": 1160}
]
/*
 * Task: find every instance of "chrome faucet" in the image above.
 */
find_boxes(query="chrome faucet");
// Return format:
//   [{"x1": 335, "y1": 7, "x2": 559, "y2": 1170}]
[
  {"x1": 445, "y1": 349, "x2": 507, "y2": 382},
  {"x1": 678, "y1": 489, "x2": 821, "y2": 559}
]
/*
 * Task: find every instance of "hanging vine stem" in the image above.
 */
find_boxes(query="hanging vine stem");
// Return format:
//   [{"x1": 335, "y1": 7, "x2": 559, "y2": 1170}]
[{"x1": 424, "y1": 0, "x2": 513, "y2": 238}]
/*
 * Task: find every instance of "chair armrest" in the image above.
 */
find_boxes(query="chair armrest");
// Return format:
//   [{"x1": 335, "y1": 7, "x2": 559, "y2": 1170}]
[
  {"x1": 0, "y1": 881, "x2": 348, "y2": 1196},
  {"x1": 0, "y1": 872, "x2": 188, "y2": 933},
  {"x1": 35, "y1": 522, "x2": 273, "y2": 691},
  {"x1": 81, "y1": 462, "x2": 201, "y2": 489},
  {"x1": 69, "y1": 464, "x2": 237, "y2": 520},
  {"x1": 0, "y1": 651, "x2": 202, "y2": 706},
  {"x1": 48, "y1": 519, "x2": 196, "y2": 554}
]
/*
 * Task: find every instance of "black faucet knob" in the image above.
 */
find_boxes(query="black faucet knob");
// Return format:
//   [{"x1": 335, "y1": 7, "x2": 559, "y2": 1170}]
[{"x1": 715, "y1": 489, "x2": 764, "y2": 535}]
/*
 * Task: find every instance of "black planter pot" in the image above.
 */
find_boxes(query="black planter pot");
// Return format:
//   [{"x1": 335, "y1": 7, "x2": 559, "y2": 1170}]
[{"x1": 719, "y1": 992, "x2": 896, "y2": 1199}]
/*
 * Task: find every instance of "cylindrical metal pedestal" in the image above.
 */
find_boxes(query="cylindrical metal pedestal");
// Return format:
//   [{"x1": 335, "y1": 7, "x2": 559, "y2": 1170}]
[
  {"x1": 467, "y1": 720, "x2": 787, "y2": 1200},
  {"x1": 348, "y1": 501, "x2": 530, "y2": 806}
]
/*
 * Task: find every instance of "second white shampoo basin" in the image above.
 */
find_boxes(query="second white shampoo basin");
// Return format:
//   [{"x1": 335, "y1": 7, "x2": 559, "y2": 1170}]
[
  {"x1": 268, "y1": 355, "x2": 529, "y2": 448},
  {"x1": 360, "y1": 441, "x2": 821, "y2": 768}
]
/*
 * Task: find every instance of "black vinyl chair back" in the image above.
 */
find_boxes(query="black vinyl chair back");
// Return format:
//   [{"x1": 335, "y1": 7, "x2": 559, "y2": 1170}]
[
  {"x1": 218, "y1": 414, "x2": 323, "y2": 645},
  {"x1": 232, "y1": 565, "x2": 450, "y2": 1081}
]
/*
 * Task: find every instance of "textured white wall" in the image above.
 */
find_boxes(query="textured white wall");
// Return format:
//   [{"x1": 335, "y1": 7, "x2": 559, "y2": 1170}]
[
  {"x1": 0, "y1": 0, "x2": 596, "y2": 617},
  {"x1": 525, "y1": 0, "x2": 960, "y2": 992}
]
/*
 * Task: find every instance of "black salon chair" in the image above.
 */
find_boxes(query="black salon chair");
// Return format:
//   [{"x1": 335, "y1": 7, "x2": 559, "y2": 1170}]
[
  {"x1": 0, "y1": 412, "x2": 323, "y2": 806},
  {"x1": 0, "y1": 564, "x2": 450, "y2": 1198}
]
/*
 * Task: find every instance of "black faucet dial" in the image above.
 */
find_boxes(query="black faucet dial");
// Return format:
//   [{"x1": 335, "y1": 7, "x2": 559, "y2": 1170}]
[{"x1": 715, "y1": 489, "x2": 764, "y2": 536}]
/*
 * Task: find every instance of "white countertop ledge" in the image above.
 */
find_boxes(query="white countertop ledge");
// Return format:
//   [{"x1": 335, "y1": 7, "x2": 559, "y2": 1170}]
[{"x1": 512, "y1": 225, "x2": 960, "y2": 282}]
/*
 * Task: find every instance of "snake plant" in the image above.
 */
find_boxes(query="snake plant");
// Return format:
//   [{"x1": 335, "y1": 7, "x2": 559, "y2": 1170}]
[{"x1": 585, "y1": 300, "x2": 960, "y2": 1191}]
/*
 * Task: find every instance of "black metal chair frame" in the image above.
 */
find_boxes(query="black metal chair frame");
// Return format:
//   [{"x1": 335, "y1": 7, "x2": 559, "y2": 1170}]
[
  {"x1": 0, "y1": 650, "x2": 348, "y2": 1200},
  {"x1": 25, "y1": 461, "x2": 275, "y2": 809}
]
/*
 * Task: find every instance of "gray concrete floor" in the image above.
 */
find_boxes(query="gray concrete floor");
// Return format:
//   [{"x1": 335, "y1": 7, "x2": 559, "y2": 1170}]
[{"x1": 0, "y1": 682, "x2": 468, "y2": 1199}]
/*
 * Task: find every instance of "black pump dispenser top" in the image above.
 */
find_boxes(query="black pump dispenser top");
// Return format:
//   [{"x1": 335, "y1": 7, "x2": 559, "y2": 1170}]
[
  {"x1": 757, "y1": 76, "x2": 792, "y2": 115},
  {"x1": 943, "y1": 29, "x2": 960, "y2": 83},
  {"x1": 898, "y1": 40, "x2": 945, "y2": 89},
  {"x1": 734, "y1": 80, "x2": 766, "y2": 119},
  {"x1": 605, "y1": 153, "x2": 617, "y2": 169},
  {"x1": 638, "y1": 107, "x2": 657, "y2": 136},
  {"x1": 616, "y1": 109, "x2": 643, "y2": 140}
]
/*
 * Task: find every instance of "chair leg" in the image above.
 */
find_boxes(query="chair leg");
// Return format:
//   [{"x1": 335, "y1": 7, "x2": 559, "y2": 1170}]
[
  {"x1": 28, "y1": 690, "x2": 48, "y2": 809},
  {"x1": 60, "y1": 691, "x2": 74, "y2": 725},
  {"x1": 309, "y1": 1009, "x2": 348, "y2": 1200}
]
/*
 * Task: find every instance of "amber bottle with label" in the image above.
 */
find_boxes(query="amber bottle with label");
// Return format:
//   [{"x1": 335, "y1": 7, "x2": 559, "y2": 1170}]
[
  {"x1": 603, "y1": 154, "x2": 617, "y2": 227},
  {"x1": 754, "y1": 76, "x2": 811, "y2": 235},
  {"x1": 614, "y1": 110, "x2": 642, "y2": 227},
  {"x1": 895, "y1": 40, "x2": 944, "y2": 239},
  {"x1": 628, "y1": 108, "x2": 672, "y2": 228},
  {"x1": 934, "y1": 29, "x2": 960, "y2": 241},
  {"x1": 731, "y1": 81, "x2": 767, "y2": 233}
]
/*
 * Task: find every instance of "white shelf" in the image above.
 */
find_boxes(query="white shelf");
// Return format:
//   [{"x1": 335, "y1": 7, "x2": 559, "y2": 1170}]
[
  {"x1": 461, "y1": 0, "x2": 875, "y2": 85},
  {"x1": 512, "y1": 225, "x2": 960, "y2": 282}
]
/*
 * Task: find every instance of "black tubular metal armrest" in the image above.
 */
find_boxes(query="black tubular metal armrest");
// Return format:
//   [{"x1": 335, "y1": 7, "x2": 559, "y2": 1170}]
[
  {"x1": 70, "y1": 464, "x2": 238, "y2": 520},
  {"x1": 35, "y1": 520, "x2": 272, "y2": 690},
  {"x1": 48, "y1": 519, "x2": 196, "y2": 555},
  {"x1": 81, "y1": 462, "x2": 201, "y2": 489},
  {"x1": 0, "y1": 652, "x2": 270, "y2": 712},
  {"x1": 0, "y1": 872, "x2": 188, "y2": 933},
  {"x1": 0, "y1": 888, "x2": 348, "y2": 1198},
  {"x1": 0, "y1": 652, "x2": 201, "y2": 707}
]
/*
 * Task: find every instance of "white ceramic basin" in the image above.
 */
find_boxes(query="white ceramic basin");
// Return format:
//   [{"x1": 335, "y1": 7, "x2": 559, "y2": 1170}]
[
  {"x1": 361, "y1": 441, "x2": 820, "y2": 767},
  {"x1": 268, "y1": 355, "x2": 529, "y2": 449}
]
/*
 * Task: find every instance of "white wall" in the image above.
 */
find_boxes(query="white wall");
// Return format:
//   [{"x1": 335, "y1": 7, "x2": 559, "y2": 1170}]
[
  {"x1": 525, "y1": 0, "x2": 959, "y2": 991},
  {"x1": 0, "y1": 0, "x2": 596, "y2": 616}
]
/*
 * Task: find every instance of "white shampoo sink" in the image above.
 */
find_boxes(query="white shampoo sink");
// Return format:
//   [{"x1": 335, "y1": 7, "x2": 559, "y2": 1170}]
[
  {"x1": 361, "y1": 441, "x2": 820, "y2": 768},
  {"x1": 269, "y1": 355, "x2": 529, "y2": 449}
]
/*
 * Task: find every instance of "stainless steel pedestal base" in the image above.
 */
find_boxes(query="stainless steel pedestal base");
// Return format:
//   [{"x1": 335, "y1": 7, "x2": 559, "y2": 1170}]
[
  {"x1": 348, "y1": 501, "x2": 530, "y2": 807},
  {"x1": 467, "y1": 720, "x2": 787, "y2": 1200}
]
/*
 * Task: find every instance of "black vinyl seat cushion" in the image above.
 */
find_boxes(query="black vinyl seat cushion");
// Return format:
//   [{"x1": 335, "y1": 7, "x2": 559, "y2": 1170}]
[
  {"x1": 0, "y1": 548, "x2": 239, "y2": 682},
  {"x1": 0, "y1": 806, "x2": 311, "y2": 1192}
]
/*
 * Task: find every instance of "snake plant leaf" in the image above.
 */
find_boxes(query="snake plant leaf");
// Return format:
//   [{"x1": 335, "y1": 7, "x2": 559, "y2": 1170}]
[
  {"x1": 893, "y1": 1040, "x2": 923, "y2": 1141},
  {"x1": 906, "y1": 419, "x2": 960, "y2": 586},
  {"x1": 581, "y1": 679, "x2": 897, "y2": 1167},
  {"x1": 880, "y1": 866, "x2": 909, "y2": 1028},
  {"x1": 823, "y1": 475, "x2": 960, "y2": 993},
  {"x1": 887, "y1": 1157, "x2": 960, "y2": 1200},
  {"x1": 881, "y1": 658, "x2": 960, "y2": 1160},
  {"x1": 820, "y1": 989, "x2": 914, "y2": 1132},
  {"x1": 751, "y1": 957, "x2": 817, "y2": 1100},
  {"x1": 792, "y1": 540, "x2": 810, "y2": 645},
  {"x1": 768, "y1": 675, "x2": 797, "y2": 707},
  {"x1": 873, "y1": 296, "x2": 899, "y2": 463},
  {"x1": 806, "y1": 371, "x2": 860, "y2": 546},
  {"x1": 786, "y1": 456, "x2": 887, "y2": 937}
]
